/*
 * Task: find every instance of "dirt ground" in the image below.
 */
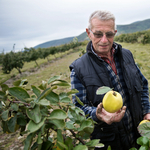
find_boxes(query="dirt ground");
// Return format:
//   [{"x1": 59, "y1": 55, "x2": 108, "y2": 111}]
[{"x1": 0, "y1": 126, "x2": 25, "y2": 150}]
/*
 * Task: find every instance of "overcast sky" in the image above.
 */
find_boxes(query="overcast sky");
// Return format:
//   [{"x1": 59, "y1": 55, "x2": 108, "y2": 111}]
[{"x1": 1, "y1": 0, "x2": 150, "y2": 53}]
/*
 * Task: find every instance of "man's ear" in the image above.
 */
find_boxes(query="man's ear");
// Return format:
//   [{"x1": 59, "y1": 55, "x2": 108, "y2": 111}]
[{"x1": 86, "y1": 28, "x2": 91, "y2": 39}]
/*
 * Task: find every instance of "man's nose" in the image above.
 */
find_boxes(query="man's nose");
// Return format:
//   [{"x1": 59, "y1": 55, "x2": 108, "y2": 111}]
[{"x1": 100, "y1": 34, "x2": 108, "y2": 43}]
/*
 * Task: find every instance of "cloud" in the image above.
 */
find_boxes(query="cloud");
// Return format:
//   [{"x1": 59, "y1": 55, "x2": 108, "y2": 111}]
[{"x1": 1, "y1": 0, "x2": 150, "y2": 52}]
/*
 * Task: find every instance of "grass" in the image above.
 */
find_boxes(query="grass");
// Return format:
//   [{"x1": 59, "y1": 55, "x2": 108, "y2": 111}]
[
  {"x1": 22, "y1": 49, "x2": 81, "y2": 89},
  {"x1": 118, "y1": 42, "x2": 150, "y2": 84}
]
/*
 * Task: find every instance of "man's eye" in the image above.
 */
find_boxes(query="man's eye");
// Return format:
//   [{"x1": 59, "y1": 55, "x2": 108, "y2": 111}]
[
  {"x1": 94, "y1": 33, "x2": 103, "y2": 37},
  {"x1": 106, "y1": 33, "x2": 115, "y2": 38}
]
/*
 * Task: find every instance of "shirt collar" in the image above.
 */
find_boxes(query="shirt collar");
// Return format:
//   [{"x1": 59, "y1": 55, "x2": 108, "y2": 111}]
[{"x1": 91, "y1": 42, "x2": 118, "y2": 58}]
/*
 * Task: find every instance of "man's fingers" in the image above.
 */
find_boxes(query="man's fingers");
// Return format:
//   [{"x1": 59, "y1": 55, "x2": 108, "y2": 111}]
[
  {"x1": 121, "y1": 106, "x2": 126, "y2": 113},
  {"x1": 122, "y1": 106, "x2": 126, "y2": 110},
  {"x1": 115, "y1": 106, "x2": 126, "y2": 122},
  {"x1": 97, "y1": 103, "x2": 103, "y2": 113}
]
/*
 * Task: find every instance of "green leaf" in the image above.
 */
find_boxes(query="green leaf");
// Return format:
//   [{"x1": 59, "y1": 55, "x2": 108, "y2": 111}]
[
  {"x1": 24, "y1": 133, "x2": 35, "y2": 150},
  {"x1": 57, "y1": 129, "x2": 65, "y2": 150},
  {"x1": 57, "y1": 129, "x2": 63, "y2": 143},
  {"x1": 27, "y1": 118, "x2": 46, "y2": 133},
  {"x1": 25, "y1": 98, "x2": 35, "y2": 102},
  {"x1": 52, "y1": 80, "x2": 70, "y2": 87},
  {"x1": 7, "y1": 114, "x2": 17, "y2": 132},
  {"x1": 8, "y1": 87, "x2": 30, "y2": 102},
  {"x1": 17, "y1": 112, "x2": 27, "y2": 126},
  {"x1": 31, "y1": 85, "x2": 41, "y2": 97},
  {"x1": 73, "y1": 145, "x2": 88, "y2": 150},
  {"x1": 86, "y1": 139, "x2": 100, "y2": 147},
  {"x1": 41, "y1": 141, "x2": 53, "y2": 150},
  {"x1": 79, "y1": 120, "x2": 93, "y2": 130},
  {"x1": 137, "y1": 136, "x2": 149, "y2": 146},
  {"x1": 139, "y1": 145, "x2": 149, "y2": 150},
  {"x1": 36, "y1": 86, "x2": 57, "y2": 102},
  {"x1": 11, "y1": 103, "x2": 19, "y2": 111},
  {"x1": 1, "y1": 110, "x2": 9, "y2": 121},
  {"x1": 48, "y1": 75, "x2": 61, "y2": 84},
  {"x1": 37, "y1": 99, "x2": 50, "y2": 106},
  {"x1": 60, "y1": 97, "x2": 71, "y2": 103},
  {"x1": 59, "y1": 92, "x2": 71, "y2": 103},
  {"x1": 86, "y1": 139, "x2": 104, "y2": 148},
  {"x1": 36, "y1": 87, "x2": 50, "y2": 101},
  {"x1": 49, "y1": 119, "x2": 65, "y2": 129},
  {"x1": 64, "y1": 137, "x2": 73, "y2": 150},
  {"x1": 75, "y1": 95, "x2": 84, "y2": 106},
  {"x1": 0, "y1": 101, "x2": 3, "y2": 108},
  {"x1": 19, "y1": 79, "x2": 28, "y2": 86},
  {"x1": 96, "y1": 143, "x2": 105, "y2": 149},
  {"x1": 1, "y1": 120, "x2": 10, "y2": 133},
  {"x1": 138, "y1": 122, "x2": 150, "y2": 138},
  {"x1": 46, "y1": 91, "x2": 59, "y2": 103},
  {"x1": 129, "y1": 148, "x2": 137, "y2": 150},
  {"x1": 67, "y1": 89, "x2": 79, "y2": 95},
  {"x1": 66, "y1": 121, "x2": 75, "y2": 130},
  {"x1": 96, "y1": 86, "x2": 112, "y2": 95},
  {"x1": 1, "y1": 84, "x2": 9, "y2": 92},
  {"x1": 40, "y1": 106, "x2": 49, "y2": 116},
  {"x1": 30, "y1": 142, "x2": 38, "y2": 150},
  {"x1": 68, "y1": 107, "x2": 85, "y2": 123},
  {"x1": 13, "y1": 79, "x2": 21, "y2": 86},
  {"x1": 59, "y1": 92, "x2": 68, "y2": 100},
  {"x1": 37, "y1": 131, "x2": 43, "y2": 144},
  {"x1": 48, "y1": 109, "x2": 67, "y2": 120},
  {"x1": 26, "y1": 104, "x2": 42, "y2": 123},
  {"x1": 38, "y1": 80, "x2": 47, "y2": 90},
  {"x1": 57, "y1": 141, "x2": 68, "y2": 150},
  {"x1": 0, "y1": 91, "x2": 5, "y2": 99},
  {"x1": 78, "y1": 120, "x2": 94, "y2": 134}
]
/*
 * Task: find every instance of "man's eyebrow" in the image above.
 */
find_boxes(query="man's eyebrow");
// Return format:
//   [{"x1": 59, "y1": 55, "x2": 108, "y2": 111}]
[{"x1": 94, "y1": 30, "x2": 103, "y2": 33}]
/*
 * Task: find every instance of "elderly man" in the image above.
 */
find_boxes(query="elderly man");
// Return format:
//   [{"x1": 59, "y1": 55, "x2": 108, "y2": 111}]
[{"x1": 70, "y1": 10, "x2": 150, "y2": 150}]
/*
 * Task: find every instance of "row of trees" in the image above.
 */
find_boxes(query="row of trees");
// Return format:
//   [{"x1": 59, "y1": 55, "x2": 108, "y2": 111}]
[
  {"x1": 0, "y1": 38, "x2": 83, "y2": 74},
  {"x1": 114, "y1": 29, "x2": 150, "y2": 44}
]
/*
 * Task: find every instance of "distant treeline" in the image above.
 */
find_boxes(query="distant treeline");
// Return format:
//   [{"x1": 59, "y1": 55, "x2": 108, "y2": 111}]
[
  {"x1": 114, "y1": 29, "x2": 150, "y2": 44},
  {"x1": 0, "y1": 38, "x2": 86, "y2": 74}
]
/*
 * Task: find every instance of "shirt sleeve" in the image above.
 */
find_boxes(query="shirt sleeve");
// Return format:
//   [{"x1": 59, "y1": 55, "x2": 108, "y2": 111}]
[
  {"x1": 70, "y1": 69, "x2": 100, "y2": 122},
  {"x1": 136, "y1": 65, "x2": 150, "y2": 115}
]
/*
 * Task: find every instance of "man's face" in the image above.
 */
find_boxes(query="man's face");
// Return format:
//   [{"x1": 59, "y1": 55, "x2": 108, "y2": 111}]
[{"x1": 86, "y1": 18, "x2": 117, "y2": 56}]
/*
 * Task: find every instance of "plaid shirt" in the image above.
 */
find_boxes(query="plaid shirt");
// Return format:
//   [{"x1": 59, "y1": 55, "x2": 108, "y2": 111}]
[{"x1": 70, "y1": 42, "x2": 150, "y2": 145}]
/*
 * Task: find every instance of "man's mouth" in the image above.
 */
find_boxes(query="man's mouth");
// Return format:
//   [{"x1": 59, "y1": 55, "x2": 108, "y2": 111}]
[{"x1": 99, "y1": 45, "x2": 108, "y2": 48}]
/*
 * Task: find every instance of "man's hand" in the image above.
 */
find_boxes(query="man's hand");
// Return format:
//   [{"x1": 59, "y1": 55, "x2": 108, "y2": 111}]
[
  {"x1": 96, "y1": 103, "x2": 126, "y2": 125},
  {"x1": 143, "y1": 113, "x2": 150, "y2": 120}
]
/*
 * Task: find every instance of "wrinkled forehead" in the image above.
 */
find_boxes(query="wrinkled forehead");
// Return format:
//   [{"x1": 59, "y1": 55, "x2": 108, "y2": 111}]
[{"x1": 90, "y1": 18, "x2": 115, "y2": 31}]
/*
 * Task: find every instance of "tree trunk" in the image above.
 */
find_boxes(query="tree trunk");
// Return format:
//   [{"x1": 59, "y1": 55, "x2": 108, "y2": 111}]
[
  {"x1": 35, "y1": 60, "x2": 40, "y2": 68},
  {"x1": 47, "y1": 57, "x2": 50, "y2": 63},
  {"x1": 16, "y1": 68, "x2": 22, "y2": 74}
]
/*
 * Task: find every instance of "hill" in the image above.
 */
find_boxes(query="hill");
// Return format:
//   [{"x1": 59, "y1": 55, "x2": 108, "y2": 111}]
[
  {"x1": 34, "y1": 36, "x2": 74, "y2": 49},
  {"x1": 116, "y1": 18, "x2": 150, "y2": 34},
  {"x1": 34, "y1": 18, "x2": 150, "y2": 49}
]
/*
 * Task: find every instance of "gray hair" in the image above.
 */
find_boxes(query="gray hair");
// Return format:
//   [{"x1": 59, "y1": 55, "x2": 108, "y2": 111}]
[{"x1": 88, "y1": 10, "x2": 116, "y2": 30}]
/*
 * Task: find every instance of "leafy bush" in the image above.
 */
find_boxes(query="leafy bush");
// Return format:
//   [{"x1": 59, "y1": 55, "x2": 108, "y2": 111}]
[
  {"x1": 0, "y1": 76, "x2": 104, "y2": 150},
  {"x1": 129, "y1": 122, "x2": 150, "y2": 150},
  {"x1": 114, "y1": 29, "x2": 150, "y2": 44}
]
